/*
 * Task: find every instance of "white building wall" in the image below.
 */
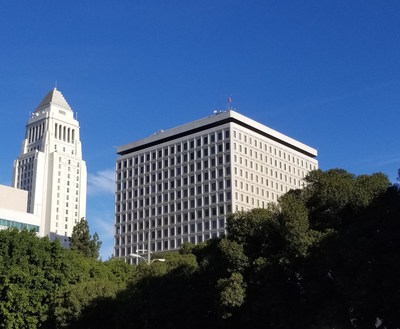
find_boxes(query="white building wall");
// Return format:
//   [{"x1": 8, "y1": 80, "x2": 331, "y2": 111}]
[
  {"x1": 0, "y1": 185, "x2": 28, "y2": 212},
  {"x1": 0, "y1": 184, "x2": 41, "y2": 233},
  {"x1": 114, "y1": 110, "x2": 318, "y2": 262},
  {"x1": 0, "y1": 207, "x2": 40, "y2": 233},
  {"x1": 115, "y1": 124, "x2": 232, "y2": 259},
  {"x1": 12, "y1": 88, "x2": 87, "y2": 246},
  {"x1": 230, "y1": 122, "x2": 318, "y2": 212}
]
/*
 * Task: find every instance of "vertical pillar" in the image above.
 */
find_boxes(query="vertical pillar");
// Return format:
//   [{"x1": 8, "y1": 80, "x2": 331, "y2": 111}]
[{"x1": 147, "y1": 231, "x2": 151, "y2": 264}]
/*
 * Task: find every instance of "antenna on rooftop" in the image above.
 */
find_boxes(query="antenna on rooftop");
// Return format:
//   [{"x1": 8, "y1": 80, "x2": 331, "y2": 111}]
[
  {"x1": 226, "y1": 95, "x2": 232, "y2": 110},
  {"x1": 55, "y1": 80, "x2": 57, "y2": 89}
]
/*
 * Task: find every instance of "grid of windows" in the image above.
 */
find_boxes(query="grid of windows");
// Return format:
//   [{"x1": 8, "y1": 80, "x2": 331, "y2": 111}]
[
  {"x1": 53, "y1": 157, "x2": 81, "y2": 235},
  {"x1": 115, "y1": 129, "x2": 231, "y2": 258},
  {"x1": 232, "y1": 126, "x2": 318, "y2": 211},
  {"x1": 16, "y1": 153, "x2": 83, "y2": 237},
  {"x1": 12, "y1": 88, "x2": 86, "y2": 245},
  {"x1": 114, "y1": 111, "x2": 318, "y2": 261}
]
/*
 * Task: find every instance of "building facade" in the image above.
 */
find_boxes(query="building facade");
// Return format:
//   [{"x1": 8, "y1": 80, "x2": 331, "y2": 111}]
[
  {"x1": 12, "y1": 88, "x2": 87, "y2": 246},
  {"x1": 114, "y1": 110, "x2": 318, "y2": 260},
  {"x1": 0, "y1": 184, "x2": 40, "y2": 233}
]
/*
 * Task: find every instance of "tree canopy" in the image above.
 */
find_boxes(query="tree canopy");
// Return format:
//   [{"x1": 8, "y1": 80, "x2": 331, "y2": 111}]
[
  {"x1": 0, "y1": 169, "x2": 399, "y2": 329},
  {"x1": 70, "y1": 218, "x2": 102, "y2": 259},
  {"x1": 68, "y1": 169, "x2": 399, "y2": 329},
  {"x1": 0, "y1": 229, "x2": 134, "y2": 328}
]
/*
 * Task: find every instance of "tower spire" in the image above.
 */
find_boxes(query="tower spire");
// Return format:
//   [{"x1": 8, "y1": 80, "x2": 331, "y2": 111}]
[{"x1": 12, "y1": 88, "x2": 87, "y2": 247}]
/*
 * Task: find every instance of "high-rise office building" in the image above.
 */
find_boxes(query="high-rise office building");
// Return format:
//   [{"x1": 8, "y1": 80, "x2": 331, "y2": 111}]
[
  {"x1": 12, "y1": 88, "x2": 87, "y2": 246},
  {"x1": 114, "y1": 110, "x2": 317, "y2": 260}
]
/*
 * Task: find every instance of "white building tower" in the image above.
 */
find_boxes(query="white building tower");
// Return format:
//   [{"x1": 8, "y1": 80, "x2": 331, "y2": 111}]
[{"x1": 12, "y1": 88, "x2": 87, "y2": 246}]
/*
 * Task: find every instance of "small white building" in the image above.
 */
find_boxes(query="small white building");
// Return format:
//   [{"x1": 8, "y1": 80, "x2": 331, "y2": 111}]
[
  {"x1": 114, "y1": 109, "x2": 318, "y2": 261},
  {"x1": 0, "y1": 184, "x2": 40, "y2": 232},
  {"x1": 12, "y1": 88, "x2": 87, "y2": 246}
]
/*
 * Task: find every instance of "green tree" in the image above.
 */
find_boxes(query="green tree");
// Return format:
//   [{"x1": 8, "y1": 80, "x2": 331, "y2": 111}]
[
  {"x1": 66, "y1": 169, "x2": 399, "y2": 329},
  {"x1": 217, "y1": 272, "x2": 246, "y2": 319},
  {"x1": 0, "y1": 228, "x2": 134, "y2": 328},
  {"x1": 70, "y1": 218, "x2": 102, "y2": 259},
  {"x1": 224, "y1": 169, "x2": 397, "y2": 329},
  {"x1": 0, "y1": 229, "x2": 66, "y2": 328},
  {"x1": 299, "y1": 169, "x2": 397, "y2": 328},
  {"x1": 4, "y1": 168, "x2": 394, "y2": 329}
]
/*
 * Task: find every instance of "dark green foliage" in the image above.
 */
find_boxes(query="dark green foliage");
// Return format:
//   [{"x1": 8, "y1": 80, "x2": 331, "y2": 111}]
[
  {"x1": 70, "y1": 218, "x2": 102, "y2": 259},
  {"x1": 0, "y1": 169, "x2": 399, "y2": 329},
  {"x1": 0, "y1": 229, "x2": 134, "y2": 328},
  {"x1": 0, "y1": 229, "x2": 63, "y2": 328}
]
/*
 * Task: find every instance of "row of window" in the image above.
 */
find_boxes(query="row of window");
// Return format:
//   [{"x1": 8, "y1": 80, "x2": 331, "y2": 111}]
[
  {"x1": 117, "y1": 218, "x2": 225, "y2": 239},
  {"x1": 234, "y1": 153, "x2": 312, "y2": 178},
  {"x1": 234, "y1": 140, "x2": 314, "y2": 169},
  {"x1": 29, "y1": 145, "x2": 41, "y2": 152},
  {"x1": 117, "y1": 162, "x2": 230, "y2": 188},
  {"x1": 54, "y1": 144, "x2": 75, "y2": 155},
  {"x1": 117, "y1": 154, "x2": 230, "y2": 182},
  {"x1": 117, "y1": 193, "x2": 230, "y2": 213},
  {"x1": 117, "y1": 201, "x2": 232, "y2": 225},
  {"x1": 54, "y1": 123, "x2": 75, "y2": 143},
  {"x1": 117, "y1": 203, "x2": 231, "y2": 223},
  {"x1": 234, "y1": 165, "x2": 303, "y2": 186},
  {"x1": 18, "y1": 156, "x2": 35, "y2": 167},
  {"x1": 116, "y1": 176, "x2": 231, "y2": 201},
  {"x1": 116, "y1": 161, "x2": 230, "y2": 193},
  {"x1": 54, "y1": 230, "x2": 69, "y2": 237},
  {"x1": 117, "y1": 130, "x2": 230, "y2": 170},
  {"x1": 59, "y1": 157, "x2": 80, "y2": 167},
  {"x1": 27, "y1": 122, "x2": 45, "y2": 144},
  {"x1": 233, "y1": 129, "x2": 315, "y2": 166},
  {"x1": 0, "y1": 218, "x2": 39, "y2": 232},
  {"x1": 115, "y1": 230, "x2": 225, "y2": 256}
]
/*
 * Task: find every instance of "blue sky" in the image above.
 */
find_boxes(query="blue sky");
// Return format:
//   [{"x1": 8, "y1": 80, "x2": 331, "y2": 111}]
[{"x1": 1, "y1": 1, "x2": 399, "y2": 259}]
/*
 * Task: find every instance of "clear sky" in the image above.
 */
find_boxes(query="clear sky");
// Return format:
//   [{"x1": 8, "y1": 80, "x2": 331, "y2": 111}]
[{"x1": 1, "y1": 1, "x2": 399, "y2": 259}]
